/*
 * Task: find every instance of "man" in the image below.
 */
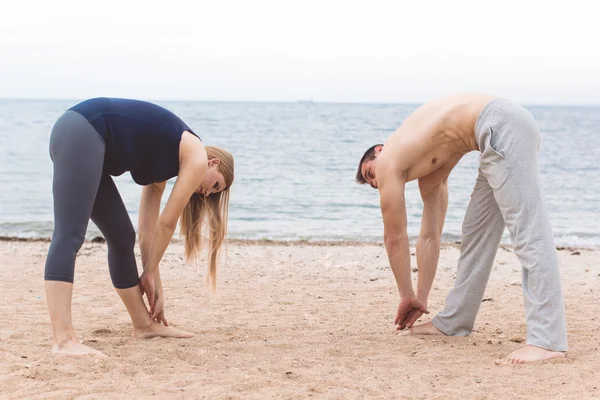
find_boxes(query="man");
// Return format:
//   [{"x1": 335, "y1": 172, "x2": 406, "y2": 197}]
[{"x1": 356, "y1": 93, "x2": 567, "y2": 364}]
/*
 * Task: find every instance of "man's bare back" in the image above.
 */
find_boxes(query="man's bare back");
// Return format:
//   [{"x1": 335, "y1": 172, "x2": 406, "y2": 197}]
[{"x1": 364, "y1": 93, "x2": 495, "y2": 189}]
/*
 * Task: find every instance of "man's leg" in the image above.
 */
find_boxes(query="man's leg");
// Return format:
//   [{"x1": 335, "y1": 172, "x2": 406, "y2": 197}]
[
  {"x1": 421, "y1": 173, "x2": 505, "y2": 335},
  {"x1": 481, "y1": 102, "x2": 567, "y2": 362}
]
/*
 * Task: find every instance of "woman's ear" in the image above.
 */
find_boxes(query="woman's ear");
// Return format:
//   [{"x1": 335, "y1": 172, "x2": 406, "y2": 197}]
[{"x1": 208, "y1": 158, "x2": 221, "y2": 167}]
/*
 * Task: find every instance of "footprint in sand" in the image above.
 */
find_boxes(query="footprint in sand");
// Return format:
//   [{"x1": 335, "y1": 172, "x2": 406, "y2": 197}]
[{"x1": 92, "y1": 329, "x2": 112, "y2": 336}]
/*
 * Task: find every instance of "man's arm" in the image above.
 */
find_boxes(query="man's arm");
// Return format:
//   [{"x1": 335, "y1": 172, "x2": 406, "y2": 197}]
[
  {"x1": 399, "y1": 178, "x2": 447, "y2": 329},
  {"x1": 379, "y1": 174, "x2": 413, "y2": 297},
  {"x1": 416, "y1": 178, "x2": 448, "y2": 302},
  {"x1": 379, "y1": 169, "x2": 429, "y2": 328}
]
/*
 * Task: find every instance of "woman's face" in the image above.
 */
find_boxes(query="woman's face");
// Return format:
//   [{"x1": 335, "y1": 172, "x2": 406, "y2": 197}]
[{"x1": 196, "y1": 159, "x2": 226, "y2": 198}]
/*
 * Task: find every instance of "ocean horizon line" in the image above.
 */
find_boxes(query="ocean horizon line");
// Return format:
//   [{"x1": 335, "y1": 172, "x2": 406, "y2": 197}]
[{"x1": 1, "y1": 97, "x2": 600, "y2": 109}]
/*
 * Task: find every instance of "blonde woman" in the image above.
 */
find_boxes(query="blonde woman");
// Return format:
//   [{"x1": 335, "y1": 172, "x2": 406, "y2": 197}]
[{"x1": 44, "y1": 98, "x2": 234, "y2": 356}]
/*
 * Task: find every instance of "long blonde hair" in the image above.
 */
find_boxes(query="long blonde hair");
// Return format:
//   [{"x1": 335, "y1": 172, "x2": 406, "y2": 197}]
[{"x1": 180, "y1": 146, "x2": 234, "y2": 291}]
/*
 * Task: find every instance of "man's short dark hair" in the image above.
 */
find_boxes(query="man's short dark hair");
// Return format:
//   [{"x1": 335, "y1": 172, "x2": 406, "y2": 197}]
[{"x1": 355, "y1": 144, "x2": 383, "y2": 184}]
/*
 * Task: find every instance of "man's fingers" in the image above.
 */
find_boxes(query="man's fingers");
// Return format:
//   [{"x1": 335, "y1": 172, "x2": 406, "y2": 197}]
[
  {"x1": 398, "y1": 313, "x2": 410, "y2": 330},
  {"x1": 400, "y1": 309, "x2": 420, "y2": 329},
  {"x1": 405, "y1": 311, "x2": 422, "y2": 328},
  {"x1": 400, "y1": 314, "x2": 412, "y2": 329},
  {"x1": 396, "y1": 313, "x2": 407, "y2": 327},
  {"x1": 400, "y1": 310, "x2": 414, "y2": 326}
]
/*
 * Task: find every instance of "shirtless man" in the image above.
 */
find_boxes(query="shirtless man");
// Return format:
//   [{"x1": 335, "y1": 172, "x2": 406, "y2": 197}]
[{"x1": 355, "y1": 93, "x2": 567, "y2": 364}]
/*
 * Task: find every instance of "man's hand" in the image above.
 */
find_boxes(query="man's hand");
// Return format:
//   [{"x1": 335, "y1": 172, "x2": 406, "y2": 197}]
[
  {"x1": 399, "y1": 294, "x2": 428, "y2": 330},
  {"x1": 139, "y1": 270, "x2": 156, "y2": 313},
  {"x1": 395, "y1": 294, "x2": 429, "y2": 331}
]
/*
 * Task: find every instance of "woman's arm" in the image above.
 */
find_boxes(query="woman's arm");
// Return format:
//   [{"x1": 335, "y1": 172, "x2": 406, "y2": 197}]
[
  {"x1": 138, "y1": 182, "x2": 168, "y2": 323},
  {"x1": 143, "y1": 140, "x2": 207, "y2": 275},
  {"x1": 139, "y1": 133, "x2": 207, "y2": 317},
  {"x1": 139, "y1": 181, "x2": 167, "y2": 266}
]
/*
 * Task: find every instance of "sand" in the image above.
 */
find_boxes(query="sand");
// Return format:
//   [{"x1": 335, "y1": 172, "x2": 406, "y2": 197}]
[{"x1": 1, "y1": 239, "x2": 599, "y2": 399}]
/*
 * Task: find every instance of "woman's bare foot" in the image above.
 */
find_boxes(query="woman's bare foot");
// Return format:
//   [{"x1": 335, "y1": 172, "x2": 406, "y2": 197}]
[
  {"x1": 496, "y1": 345, "x2": 566, "y2": 365},
  {"x1": 133, "y1": 322, "x2": 193, "y2": 340},
  {"x1": 52, "y1": 339, "x2": 107, "y2": 358},
  {"x1": 409, "y1": 321, "x2": 446, "y2": 335}
]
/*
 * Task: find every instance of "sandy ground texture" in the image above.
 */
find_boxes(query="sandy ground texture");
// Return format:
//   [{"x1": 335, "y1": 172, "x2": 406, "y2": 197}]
[{"x1": 1, "y1": 239, "x2": 599, "y2": 399}]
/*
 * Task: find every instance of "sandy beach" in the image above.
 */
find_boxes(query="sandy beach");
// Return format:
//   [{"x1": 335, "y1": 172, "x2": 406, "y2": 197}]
[{"x1": 1, "y1": 239, "x2": 598, "y2": 399}]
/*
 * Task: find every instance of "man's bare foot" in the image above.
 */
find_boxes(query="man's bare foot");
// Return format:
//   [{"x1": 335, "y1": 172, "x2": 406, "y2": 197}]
[
  {"x1": 496, "y1": 345, "x2": 566, "y2": 365},
  {"x1": 52, "y1": 340, "x2": 107, "y2": 358},
  {"x1": 409, "y1": 321, "x2": 446, "y2": 335},
  {"x1": 133, "y1": 322, "x2": 193, "y2": 339}
]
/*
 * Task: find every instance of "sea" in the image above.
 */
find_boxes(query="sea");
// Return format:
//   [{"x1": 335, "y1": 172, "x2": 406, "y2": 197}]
[{"x1": 0, "y1": 99, "x2": 599, "y2": 248}]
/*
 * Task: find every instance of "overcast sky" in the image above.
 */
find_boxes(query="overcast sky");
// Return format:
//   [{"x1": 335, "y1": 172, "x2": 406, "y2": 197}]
[{"x1": 1, "y1": 0, "x2": 598, "y2": 104}]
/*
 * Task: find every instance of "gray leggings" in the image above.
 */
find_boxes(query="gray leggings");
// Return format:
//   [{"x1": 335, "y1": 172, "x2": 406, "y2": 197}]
[
  {"x1": 44, "y1": 111, "x2": 139, "y2": 289},
  {"x1": 432, "y1": 99, "x2": 568, "y2": 352}
]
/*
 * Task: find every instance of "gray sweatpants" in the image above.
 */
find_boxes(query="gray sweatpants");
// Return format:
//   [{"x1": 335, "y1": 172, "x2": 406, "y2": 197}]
[{"x1": 432, "y1": 99, "x2": 568, "y2": 352}]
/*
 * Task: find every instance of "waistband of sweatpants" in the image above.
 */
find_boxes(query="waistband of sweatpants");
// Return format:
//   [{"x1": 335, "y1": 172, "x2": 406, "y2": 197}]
[{"x1": 474, "y1": 98, "x2": 510, "y2": 148}]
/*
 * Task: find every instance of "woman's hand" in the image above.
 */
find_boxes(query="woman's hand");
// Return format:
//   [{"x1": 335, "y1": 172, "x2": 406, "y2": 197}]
[
  {"x1": 140, "y1": 270, "x2": 168, "y2": 326},
  {"x1": 139, "y1": 270, "x2": 156, "y2": 313},
  {"x1": 151, "y1": 293, "x2": 169, "y2": 326}
]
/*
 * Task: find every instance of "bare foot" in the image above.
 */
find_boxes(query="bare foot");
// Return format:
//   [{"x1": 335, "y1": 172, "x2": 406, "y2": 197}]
[
  {"x1": 409, "y1": 321, "x2": 446, "y2": 335},
  {"x1": 496, "y1": 345, "x2": 566, "y2": 365},
  {"x1": 133, "y1": 322, "x2": 193, "y2": 339},
  {"x1": 52, "y1": 340, "x2": 107, "y2": 358}
]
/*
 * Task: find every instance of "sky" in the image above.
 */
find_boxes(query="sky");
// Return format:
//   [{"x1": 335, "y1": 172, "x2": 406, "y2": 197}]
[{"x1": 1, "y1": 0, "x2": 599, "y2": 105}]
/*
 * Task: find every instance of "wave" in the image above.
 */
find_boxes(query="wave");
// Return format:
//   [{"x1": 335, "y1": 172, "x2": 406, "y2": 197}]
[{"x1": 2, "y1": 221, "x2": 599, "y2": 248}]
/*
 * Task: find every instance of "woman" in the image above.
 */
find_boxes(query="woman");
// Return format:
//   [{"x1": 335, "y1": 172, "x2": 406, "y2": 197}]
[{"x1": 44, "y1": 97, "x2": 234, "y2": 356}]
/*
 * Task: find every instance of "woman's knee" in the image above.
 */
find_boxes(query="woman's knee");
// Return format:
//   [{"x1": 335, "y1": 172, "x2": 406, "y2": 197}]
[
  {"x1": 52, "y1": 230, "x2": 87, "y2": 256},
  {"x1": 44, "y1": 232, "x2": 86, "y2": 282},
  {"x1": 106, "y1": 226, "x2": 136, "y2": 254}
]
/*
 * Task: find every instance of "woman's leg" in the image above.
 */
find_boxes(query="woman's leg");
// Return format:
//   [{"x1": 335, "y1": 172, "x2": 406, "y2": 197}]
[
  {"x1": 90, "y1": 174, "x2": 192, "y2": 339},
  {"x1": 116, "y1": 287, "x2": 193, "y2": 339},
  {"x1": 44, "y1": 111, "x2": 106, "y2": 356}
]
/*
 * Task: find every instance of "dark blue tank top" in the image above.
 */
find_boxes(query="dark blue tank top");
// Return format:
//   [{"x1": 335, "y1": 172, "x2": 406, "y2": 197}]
[{"x1": 69, "y1": 98, "x2": 199, "y2": 185}]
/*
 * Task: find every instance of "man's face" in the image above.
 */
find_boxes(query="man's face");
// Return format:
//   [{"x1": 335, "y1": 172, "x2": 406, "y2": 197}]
[
  {"x1": 360, "y1": 144, "x2": 383, "y2": 189},
  {"x1": 361, "y1": 158, "x2": 378, "y2": 189}
]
